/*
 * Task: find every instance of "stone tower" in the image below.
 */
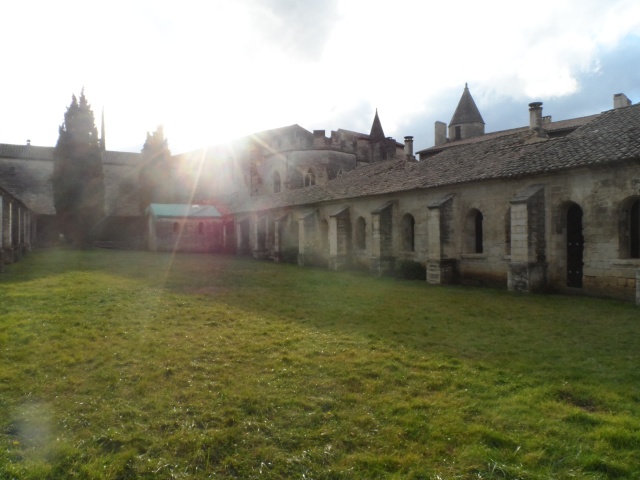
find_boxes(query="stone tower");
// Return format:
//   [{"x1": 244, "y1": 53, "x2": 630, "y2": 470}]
[{"x1": 448, "y1": 83, "x2": 485, "y2": 141}]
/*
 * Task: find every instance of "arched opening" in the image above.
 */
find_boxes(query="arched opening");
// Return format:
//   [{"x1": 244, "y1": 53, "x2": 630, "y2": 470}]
[
  {"x1": 172, "y1": 221, "x2": 179, "y2": 233},
  {"x1": 304, "y1": 168, "x2": 316, "y2": 187},
  {"x1": 289, "y1": 169, "x2": 303, "y2": 190},
  {"x1": 355, "y1": 216, "x2": 366, "y2": 251},
  {"x1": 402, "y1": 213, "x2": 415, "y2": 251},
  {"x1": 273, "y1": 171, "x2": 281, "y2": 193},
  {"x1": 631, "y1": 199, "x2": 640, "y2": 258},
  {"x1": 504, "y1": 207, "x2": 511, "y2": 256},
  {"x1": 466, "y1": 209, "x2": 483, "y2": 253},
  {"x1": 566, "y1": 203, "x2": 584, "y2": 288},
  {"x1": 198, "y1": 222, "x2": 204, "y2": 235},
  {"x1": 320, "y1": 219, "x2": 329, "y2": 258}
]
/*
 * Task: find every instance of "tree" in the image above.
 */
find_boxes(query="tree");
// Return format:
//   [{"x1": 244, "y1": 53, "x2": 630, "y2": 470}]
[
  {"x1": 52, "y1": 90, "x2": 105, "y2": 247},
  {"x1": 138, "y1": 125, "x2": 175, "y2": 212}
]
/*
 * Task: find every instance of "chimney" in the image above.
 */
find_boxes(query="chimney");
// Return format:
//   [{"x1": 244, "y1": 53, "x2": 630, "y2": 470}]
[
  {"x1": 404, "y1": 136, "x2": 414, "y2": 159},
  {"x1": 614, "y1": 93, "x2": 632, "y2": 109},
  {"x1": 435, "y1": 121, "x2": 447, "y2": 146},
  {"x1": 529, "y1": 102, "x2": 543, "y2": 130},
  {"x1": 313, "y1": 130, "x2": 326, "y2": 148}
]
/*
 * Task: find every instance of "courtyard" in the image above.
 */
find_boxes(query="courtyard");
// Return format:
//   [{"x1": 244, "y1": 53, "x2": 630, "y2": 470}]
[{"x1": 1, "y1": 250, "x2": 639, "y2": 479}]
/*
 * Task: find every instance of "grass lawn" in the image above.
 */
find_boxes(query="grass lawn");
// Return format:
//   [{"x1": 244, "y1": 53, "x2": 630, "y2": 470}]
[{"x1": 1, "y1": 249, "x2": 639, "y2": 479}]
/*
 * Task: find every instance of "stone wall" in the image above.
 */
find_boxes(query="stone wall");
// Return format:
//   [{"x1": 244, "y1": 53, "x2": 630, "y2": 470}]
[{"x1": 233, "y1": 162, "x2": 640, "y2": 303}]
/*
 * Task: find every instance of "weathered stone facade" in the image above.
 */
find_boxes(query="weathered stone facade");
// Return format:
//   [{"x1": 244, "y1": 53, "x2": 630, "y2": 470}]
[
  {"x1": 227, "y1": 90, "x2": 640, "y2": 305},
  {"x1": 0, "y1": 185, "x2": 34, "y2": 270},
  {"x1": 1, "y1": 87, "x2": 639, "y2": 305}
]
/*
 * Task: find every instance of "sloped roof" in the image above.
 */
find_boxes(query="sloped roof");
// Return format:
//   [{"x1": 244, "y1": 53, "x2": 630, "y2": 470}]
[
  {"x1": 450, "y1": 84, "x2": 485, "y2": 126},
  {"x1": 147, "y1": 203, "x2": 222, "y2": 218},
  {"x1": 416, "y1": 113, "x2": 600, "y2": 156},
  {"x1": 231, "y1": 103, "x2": 640, "y2": 214}
]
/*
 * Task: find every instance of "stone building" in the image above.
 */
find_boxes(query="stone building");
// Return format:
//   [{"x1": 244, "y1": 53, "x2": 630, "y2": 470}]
[
  {"x1": 0, "y1": 144, "x2": 143, "y2": 247},
  {"x1": 0, "y1": 183, "x2": 34, "y2": 270},
  {"x1": 146, "y1": 203, "x2": 225, "y2": 253},
  {"x1": 226, "y1": 88, "x2": 640, "y2": 304},
  {"x1": 1, "y1": 87, "x2": 639, "y2": 304}
]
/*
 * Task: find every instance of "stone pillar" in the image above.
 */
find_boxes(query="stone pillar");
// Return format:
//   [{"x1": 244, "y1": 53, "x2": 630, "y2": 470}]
[
  {"x1": 370, "y1": 201, "x2": 394, "y2": 276},
  {"x1": 297, "y1": 215, "x2": 306, "y2": 266},
  {"x1": 3, "y1": 199, "x2": 13, "y2": 264},
  {"x1": 508, "y1": 185, "x2": 546, "y2": 293},
  {"x1": 24, "y1": 211, "x2": 31, "y2": 252},
  {"x1": 15, "y1": 205, "x2": 22, "y2": 260},
  {"x1": 273, "y1": 218, "x2": 283, "y2": 262},
  {"x1": 235, "y1": 222, "x2": 243, "y2": 254},
  {"x1": 328, "y1": 206, "x2": 351, "y2": 270},
  {"x1": 426, "y1": 194, "x2": 457, "y2": 284},
  {"x1": 426, "y1": 205, "x2": 442, "y2": 284}
]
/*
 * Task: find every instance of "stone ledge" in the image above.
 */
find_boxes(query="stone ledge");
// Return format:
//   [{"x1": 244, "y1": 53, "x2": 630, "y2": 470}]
[{"x1": 460, "y1": 253, "x2": 488, "y2": 260}]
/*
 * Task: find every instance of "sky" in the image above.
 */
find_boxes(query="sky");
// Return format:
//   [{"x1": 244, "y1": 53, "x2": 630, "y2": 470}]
[{"x1": 2, "y1": 0, "x2": 640, "y2": 154}]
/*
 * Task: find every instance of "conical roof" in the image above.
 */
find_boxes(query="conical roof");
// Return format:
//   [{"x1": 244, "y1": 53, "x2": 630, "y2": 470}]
[
  {"x1": 369, "y1": 109, "x2": 386, "y2": 142},
  {"x1": 450, "y1": 84, "x2": 485, "y2": 126}
]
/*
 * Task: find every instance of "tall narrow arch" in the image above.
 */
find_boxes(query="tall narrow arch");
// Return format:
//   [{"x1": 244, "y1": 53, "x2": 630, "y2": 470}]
[
  {"x1": 273, "y1": 171, "x2": 281, "y2": 193},
  {"x1": 631, "y1": 199, "x2": 640, "y2": 258},
  {"x1": 466, "y1": 208, "x2": 483, "y2": 253},
  {"x1": 355, "y1": 216, "x2": 366, "y2": 251},
  {"x1": 621, "y1": 197, "x2": 640, "y2": 259},
  {"x1": 566, "y1": 203, "x2": 584, "y2": 288},
  {"x1": 304, "y1": 168, "x2": 316, "y2": 187},
  {"x1": 402, "y1": 213, "x2": 415, "y2": 251}
]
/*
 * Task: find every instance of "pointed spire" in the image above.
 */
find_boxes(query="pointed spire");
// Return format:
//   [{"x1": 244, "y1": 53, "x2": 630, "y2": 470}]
[
  {"x1": 450, "y1": 84, "x2": 485, "y2": 126},
  {"x1": 369, "y1": 109, "x2": 386, "y2": 142},
  {"x1": 100, "y1": 108, "x2": 106, "y2": 151}
]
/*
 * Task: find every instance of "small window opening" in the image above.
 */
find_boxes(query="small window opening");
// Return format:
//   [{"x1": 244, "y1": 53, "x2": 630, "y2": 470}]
[
  {"x1": 402, "y1": 214, "x2": 415, "y2": 251},
  {"x1": 304, "y1": 169, "x2": 316, "y2": 187}
]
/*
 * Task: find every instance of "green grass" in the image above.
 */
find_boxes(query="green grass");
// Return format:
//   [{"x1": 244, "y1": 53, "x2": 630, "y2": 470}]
[{"x1": 1, "y1": 249, "x2": 639, "y2": 479}]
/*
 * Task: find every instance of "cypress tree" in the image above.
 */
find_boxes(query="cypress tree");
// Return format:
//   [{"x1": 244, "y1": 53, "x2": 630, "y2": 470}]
[
  {"x1": 52, "y1": 90, "x2": 105, "y2": 247},
  {"x1": 139, "y1": 125, "x2": 175, "y2": 213}
]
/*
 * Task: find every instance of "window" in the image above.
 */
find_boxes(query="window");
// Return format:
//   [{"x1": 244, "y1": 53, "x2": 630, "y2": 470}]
[
  {"x1": 466, "y1": 209, "x2": 483, "y2": 253},
  {"x1": 454, "y1": 125, "x2": 461, "y2": 140},
  {"x1": 355, "y1": 217, "x2": 366, "y2": 250},
  {"x1": 198, "y1": 222, "x2": 204, "y2": 234},
  {"x1": 273, "y1": 171, "x2": 281, "y2": 193},
  {"x1": 304, "y1": 168, "x2": 316, "y2": 187},
  {"x1": 402, "y1": 214, "x2": 415, "y2": 251},
  {"x1": 475, "y1": 211, "x2": 484, "y2": 253},
  {"x1": 172, "y1": 222, "x2": 179, "y2": 233},
  {"x1": 630, "y1": 198, "x2": 640, "y2": 258},
  {"x1": 619, "y1": 197, "x2": 640, "y2": 259}
]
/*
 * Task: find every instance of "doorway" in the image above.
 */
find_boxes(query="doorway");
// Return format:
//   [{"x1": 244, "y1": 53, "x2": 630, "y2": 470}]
[{"x1": 566, "y1": 204, "x2": 584, "y2": 288}]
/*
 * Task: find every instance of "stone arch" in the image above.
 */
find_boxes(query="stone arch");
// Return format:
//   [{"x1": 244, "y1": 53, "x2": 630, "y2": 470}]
[
  {"x1": 619, "y1": 195, "x2": 640, "y2": 259},
  {"x1": 465, "y1": 208, "x2": 483, "y2": 253},
  {"x1": 273, "y1": 171, "x2": 282, "y2": 193},
  {"x1": 504, "y1": 207, "x2": 511, "y2": 256},
  {"x1": 304, "y1": 168, "x2": 316, "y2": 187},
  {"x1": 355, "y1": 216, "x2": 366, "y2": 251},
  {"x1": 402, "y1": 213, "x2": 415, "y2": 251},
  {"x1": 565, "y1": 202, "x2": 584, "y2": 288}
]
